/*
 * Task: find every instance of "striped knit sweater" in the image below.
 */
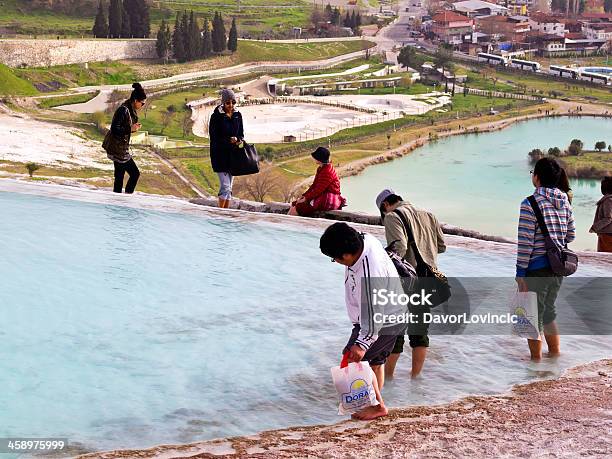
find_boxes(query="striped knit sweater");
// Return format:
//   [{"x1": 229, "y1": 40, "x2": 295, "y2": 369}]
[{"x1": 516, "y1": 187, "x2": 576, "y2": 277}]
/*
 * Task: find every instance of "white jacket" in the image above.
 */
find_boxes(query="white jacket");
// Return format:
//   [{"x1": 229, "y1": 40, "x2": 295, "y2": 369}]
[{"x1": 345, "y1": 233, "x2": 400, "y2": 350}]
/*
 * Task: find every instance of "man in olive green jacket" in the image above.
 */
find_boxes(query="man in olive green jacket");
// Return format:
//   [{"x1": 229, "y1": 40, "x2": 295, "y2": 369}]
[{"x1": 376, "y1": 189, "x2": 447, "y2": 378}]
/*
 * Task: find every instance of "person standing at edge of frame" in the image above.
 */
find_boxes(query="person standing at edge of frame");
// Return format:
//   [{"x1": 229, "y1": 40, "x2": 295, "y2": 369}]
[
  {"x1": 108, "y1": 83, "x2": 146, "y2": 194},
  {"x1": 590, "y1": 176, "x2": 612, "y2": 252},
  {"x1": 209, "y1": 88, "x2": 244, "y2": 208},
  {"x1": 516, "y1": 158, "x2": 576, "y2": 360}
]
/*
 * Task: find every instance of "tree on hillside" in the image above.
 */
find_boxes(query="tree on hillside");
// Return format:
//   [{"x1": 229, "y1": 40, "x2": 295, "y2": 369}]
[
  {"x1": 324, "y1": 3, "x2": 333, "y2": 20},
  {"x1": 180, "y1": 11, "x2": 190, "y2": 58},
  {"x1": 228, "y1": 17, "x2": 238, "y2": 52},
  {"x1": 201, "y1": 17, "x2": 212, "y2": 58},
  {"x1": 156, "y1": 19, "x2": 171, "y2": 61},
  {"x1": 137, "y1": 0, "x2": 150, "y2": 37},
  {"x1": 122, "y1": 0, "x2": 150, "y2": 38},
  {"x1": 595, "y1": 141, "x2": 607, "y2": 152},
  {"x1": 398, "y1": 45, "x2": 417, "y2": 70},
  {"x1": 434, "y1": 44, "x2": 453, "y2": 81},
  {"x1": 310, "y1": 6, "x2": 325, "y2": 27},
  {"x1": 172, "y1": 12, "x2": 186, "y2": 62},
  {"x1": 93, "y1": 0, "x2": 108, "y2": 38},
  {"x1": 331, "y1": 7, "x2": 341, "y2": 25},
  {"x1": 212, "y1": 12, "x2": 227, "y2": 53},
  {"x1": 182, "y1": 109, "x2": 194, "y2": 138},
  {"x1": 25, "y1": 162, "x2": 41, "y2": 178},
  {"x1": 186, "y1": 11, "x2": 201, "y2": 61},
  {"x1": 160, "y1": 106, "x2": 176, "y2": 134},
  {"x1": 121, "y1": 1, "x2": 131, "y2": 38},
  {"x1": 568, "y1": 139, "x2": 583, "y2": 156},
  {"x1": 528, "y1": 149, "x2": 544, "y2": 163},
  {"x1": 108, "y1": 0, "x2": 123, "y2": 38}
]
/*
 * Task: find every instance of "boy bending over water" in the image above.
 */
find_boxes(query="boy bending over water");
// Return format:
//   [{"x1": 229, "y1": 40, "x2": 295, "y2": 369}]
[{"x1": 320, "y1": 222, "x2": 402, "y2": 420}]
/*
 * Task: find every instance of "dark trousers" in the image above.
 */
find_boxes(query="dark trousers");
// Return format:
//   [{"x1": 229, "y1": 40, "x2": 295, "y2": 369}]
[{"x1": 113, "y1": 158, "x2": 140, "y2": 194}]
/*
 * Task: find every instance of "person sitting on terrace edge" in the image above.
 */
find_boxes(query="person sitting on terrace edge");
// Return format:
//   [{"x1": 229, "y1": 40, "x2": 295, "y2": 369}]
[
  {"x1": 288, "y1": 147, "x2": 347, "y2": 217},
  {"x1": 590, "y1": 176, "x2": 612, "y2": 253}
]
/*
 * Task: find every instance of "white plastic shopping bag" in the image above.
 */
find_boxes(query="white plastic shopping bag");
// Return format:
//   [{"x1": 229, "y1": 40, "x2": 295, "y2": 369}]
[
  {"x1": 330, "y1": 360, "x2": 378, "y2": 415},
  {"x1": 509, "y1": 291, "x2": 541, "y2": 341}
]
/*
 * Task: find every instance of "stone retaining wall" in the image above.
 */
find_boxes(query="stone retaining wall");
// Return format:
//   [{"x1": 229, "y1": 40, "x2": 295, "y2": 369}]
[
  {"x1": 0, "y1": 39, "x2": 157, "y2": 68},
  {"x1": 189, "y1": 196, "x2": 515, "y2": 244}
]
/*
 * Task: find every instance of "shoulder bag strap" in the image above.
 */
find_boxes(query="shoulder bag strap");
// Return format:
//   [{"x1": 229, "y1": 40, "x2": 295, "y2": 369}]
[
  {"x1": 393, "y1": 209, "x2": 427, "y2": 268},
  {"x1": 124, "y1": 105, "x2": 133, "y2": 128},
  {"x1": 527, "y1": 195, "x2": 550, "y2": 238}
]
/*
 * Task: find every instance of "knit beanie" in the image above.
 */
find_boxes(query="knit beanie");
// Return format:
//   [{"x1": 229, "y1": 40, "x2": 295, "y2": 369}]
[
  {"x1": 130, "y1": 82, "x2": 147, "y2": 101},
  {"x1": 311, "y1": 146, "x2": 330, "y2": 164},
  {"x1": 220, "y1": 88, "x2": 236, "y2": 104}
]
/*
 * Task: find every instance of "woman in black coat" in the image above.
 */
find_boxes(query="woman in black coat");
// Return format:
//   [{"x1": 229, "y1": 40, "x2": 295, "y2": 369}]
[
  {"x1": 209, "y1": 88, "x2": 244, "y2": 208},
  {"x1": 107, "y1": 83, "x2": 146, "y2": 193}
]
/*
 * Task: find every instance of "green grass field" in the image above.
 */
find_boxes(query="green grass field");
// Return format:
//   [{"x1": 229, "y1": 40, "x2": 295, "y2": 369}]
[
  {"x1": 37, "y1": 91, "x2": 99, "y2": 108},
  {"x1": 236, "y1": 40, "x2": 374, "y2": 62},
  {"x1": 137, "y1": 88, "x2": 216, "y2": 141},
  {"x1": 14, "y1": 61, "x2": 138, "y2": 92},
  {"x1": 0, "y1": 63, "x2": 38, "y2": 95},
  {"x1": 9, "y1": 42, "x2": 374, "y2": 93},
  {"x1": 561, "y1": 151, "x2": 612, "y2": 178},
  {"x1": 0, "y1": 0, "x2": 312, "y2": 37},
  {"x1": 464, "y1": 70, "x2": 516, "y2": 93}
]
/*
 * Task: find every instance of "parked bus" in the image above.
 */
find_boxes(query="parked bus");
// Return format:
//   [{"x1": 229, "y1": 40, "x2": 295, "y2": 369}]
[
  {"x1": 549, "y1": 65, "x2": 579, "y2": 79},
  {"x1": 509, "y1": 58, "x2": 541, "y2": 72},
  {"x1": 477, "y1": 53, "x2": 509, "y2": 66},
  {"x1": 578, "y1": 71, "x2": 612, "y2": 85}
]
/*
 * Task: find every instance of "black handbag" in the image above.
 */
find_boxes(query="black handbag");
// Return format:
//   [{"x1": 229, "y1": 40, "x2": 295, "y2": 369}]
[
  {"x1": 229, "y1": 142, "x2": 260, "y2": 176},
  {"x1": 527, "y1": 196, "x2": 578, "y2": 277},
  {"x1": 393, "y1": 209, "x2": 451, "y2": 307},
  {"x1": 102, "y1": 106, "x2": 131, "y2": 162}
]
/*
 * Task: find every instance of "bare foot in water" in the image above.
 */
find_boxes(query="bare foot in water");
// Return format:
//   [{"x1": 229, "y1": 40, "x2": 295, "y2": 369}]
[{"x1": 351, "y1": 404, "x2": 388, "y2": 421}]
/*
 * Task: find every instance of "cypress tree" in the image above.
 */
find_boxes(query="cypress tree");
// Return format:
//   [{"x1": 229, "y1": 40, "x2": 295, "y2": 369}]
[
  {"x1": 356, "y1": 12, "x2": 361, "y2": 28},
  {"x1": 108, "y1": 0, "x2": 123, "y2": 38},
  {"x1": 343, "y1": 11, "x2": 350, "y2": 27},
  {"x1": 187, "y1": 11, "x2": 200, "y2": 61},
  {"x1": 211, "y1": 12, "x2": 220, "y2": 52},
  {"x1": 172, "y1": 12, "x2": 185, "y2": 62},
  {"x1": 227, "y1": 17, "x2": 238, "y2": 52},
  {"x1": 324, "y1": 3, "x2": 333, "y2": 20},
  {"x1": 180, "y1": 11, "x2": 190, "y2": 59},
  {"x1": 156, "y1": 19, "x2": 171, "y2": 60},
  {"x1": 121, "y1": 1, "x2": 131, "y2": 38},
  {"x1": 331, "y1": 7, "x2": 340, "y2": 25},
  {"x1": 138, "y1": 0, "x2": 150, "y2": 38},
  {"x1": 212, "y1": 12, "x2": 226, "y2": 53},
  {"x1": 125, "y1": 0, "x2": 149, "y2": 38},
  {"x1": 201, "y1": 17, "x2": 212, "y2": 58},
  {"x1": 350, "y1": 11, "x2": 356, "y2": 30},
  {"x1": 92, "y1": 0, "x2": 108, "y2": 38},
  {"x1": 123, "y1": 0, "x2": 136, "y2": 34},
  {"x1": 218, "y1": 12, "x2": 227, "y2": 51}
]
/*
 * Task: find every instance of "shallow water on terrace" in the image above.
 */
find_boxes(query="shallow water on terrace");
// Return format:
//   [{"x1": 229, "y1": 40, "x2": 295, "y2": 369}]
[
  {"x1": 0, "y1": 192, "x2": 610, "y2": 454},
  {"x1": 341, "y1": 116, "x2": 612, "y2": 251}
]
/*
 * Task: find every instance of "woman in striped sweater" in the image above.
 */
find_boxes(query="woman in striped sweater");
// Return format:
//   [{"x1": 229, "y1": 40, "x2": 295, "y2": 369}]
[{"x1": 516, "y1": 158, "x2": 575, "y2": 360}]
